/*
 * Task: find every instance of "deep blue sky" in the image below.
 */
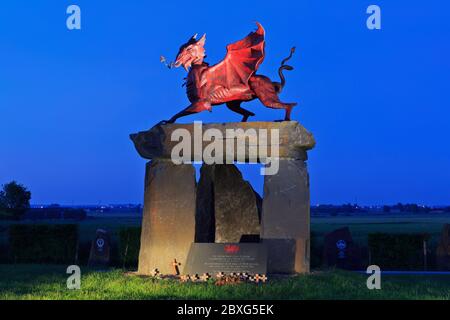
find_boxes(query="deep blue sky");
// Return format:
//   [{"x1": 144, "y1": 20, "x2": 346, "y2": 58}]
[{"x1": 1, "y1": 1, "x2": 449, "y2": 205}]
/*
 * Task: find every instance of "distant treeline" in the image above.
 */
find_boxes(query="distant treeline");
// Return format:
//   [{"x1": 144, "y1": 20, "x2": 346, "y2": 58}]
[
  {"x1": 311, "y1": 203, "x2": 450, "y2": 215},
  {"x1": 23, "y1": 208, "x2": 87, "y2": 220}
]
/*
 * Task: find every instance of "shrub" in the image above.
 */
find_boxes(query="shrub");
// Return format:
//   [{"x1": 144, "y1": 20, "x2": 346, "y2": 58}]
[
  {"x1": 118, "y1": 227, "x2": 141, "y2": 269},
  {"x1": 368, "y1": 233, "x2": 429, "y2": 270},
  {"x1": 9, "y1": 224, "x2": 78, "y2": 264},
  {"x1": 0, "y1": 181, "x2": 31, "y2": 220}
]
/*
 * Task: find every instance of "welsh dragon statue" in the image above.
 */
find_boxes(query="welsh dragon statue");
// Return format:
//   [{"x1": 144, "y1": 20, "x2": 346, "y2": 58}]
[{"x1": 161, "y1": 22, "x2": 297, "y2": 123}]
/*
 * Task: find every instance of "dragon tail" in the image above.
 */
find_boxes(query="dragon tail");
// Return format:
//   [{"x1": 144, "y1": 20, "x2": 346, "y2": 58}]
[{"x1": 276, "y1": 47, "x2": 296, "y2": 93}]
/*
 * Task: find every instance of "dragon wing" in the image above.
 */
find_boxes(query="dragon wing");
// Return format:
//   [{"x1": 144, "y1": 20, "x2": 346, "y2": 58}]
[{"x1": 207, "y1": 22, "x2": 265, "y2": 88}]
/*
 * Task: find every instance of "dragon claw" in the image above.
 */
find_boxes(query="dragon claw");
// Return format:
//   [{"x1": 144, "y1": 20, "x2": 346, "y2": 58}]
[{"x1": 241, "y1": 111, "x2": 255, "y2": 122}]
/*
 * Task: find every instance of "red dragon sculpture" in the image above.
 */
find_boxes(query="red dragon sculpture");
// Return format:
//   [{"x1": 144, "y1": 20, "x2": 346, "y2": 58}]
[{"x1": 161, "y1": 22, "x2": 297, "y2": 123}]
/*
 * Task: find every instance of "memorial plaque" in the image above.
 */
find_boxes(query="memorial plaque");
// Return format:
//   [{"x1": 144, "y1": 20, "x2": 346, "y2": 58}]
[
  {"x1": 88, "y1": 229, "x2": 111, "y2": 268},
  {"x1": 183, "y1": 243, "x2": 267, "y2": 275},
  {"x1": 323, "y1": 227, "x2": 362, "y2": 270}
]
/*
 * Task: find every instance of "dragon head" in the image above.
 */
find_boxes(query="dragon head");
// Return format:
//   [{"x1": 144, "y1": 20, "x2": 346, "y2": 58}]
[{"x1": 173, "y1": 33, "x2": 206, "y2": 71}]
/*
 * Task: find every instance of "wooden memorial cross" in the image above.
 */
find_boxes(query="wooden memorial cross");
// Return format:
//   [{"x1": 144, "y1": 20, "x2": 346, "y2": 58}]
[{"x1": 172, "y1": 258, "x2": 181, "y2": 275}]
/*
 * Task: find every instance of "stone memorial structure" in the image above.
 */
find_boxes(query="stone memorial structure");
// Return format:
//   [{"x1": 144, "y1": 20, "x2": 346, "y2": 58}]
[
  {"x1": 88, "y1": 229, "x2": 111, "y2": 268},
  {"x1": 131, "y1": 121, "x2": 315, "y2": 275}
]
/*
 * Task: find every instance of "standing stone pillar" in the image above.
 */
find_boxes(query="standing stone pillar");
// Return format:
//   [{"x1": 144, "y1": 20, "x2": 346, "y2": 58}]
[
  {"x1": 213, "y1": 164, "x2": 261, "y2": 243},
  {"x1": 196, "y1": 164, "x2": 261, "y2": 243},
  {"x1": 261, "y1": 159, "x2": 310, "y2": 273},
  {"x1": 138, "y1": 160, "x2": 196, "y2": 275},
  {"x1": 195, "y1": 164, "x2": 215, "y2": 243}
]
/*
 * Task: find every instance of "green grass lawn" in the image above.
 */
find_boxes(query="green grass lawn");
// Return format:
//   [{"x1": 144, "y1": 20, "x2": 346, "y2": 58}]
[{"x1": 0, "y1": 264, "x2": 449, "y2": 300}]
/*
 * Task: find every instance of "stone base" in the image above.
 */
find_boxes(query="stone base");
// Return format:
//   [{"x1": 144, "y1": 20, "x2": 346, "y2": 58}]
[{"x1": 263, "y1": 238, "x2": 309, "y2": 274}]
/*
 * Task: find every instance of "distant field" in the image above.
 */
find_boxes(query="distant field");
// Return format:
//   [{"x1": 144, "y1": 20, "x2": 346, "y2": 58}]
[{"x1": 0, "y1": 264, "x2": 449, "y2": 300}]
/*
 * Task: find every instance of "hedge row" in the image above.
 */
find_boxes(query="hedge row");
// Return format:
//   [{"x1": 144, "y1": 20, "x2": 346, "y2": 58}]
[
  {"x1": 6, "y1": 224, "x2": 141, "y2": 268},
  {"x1": 368, "y1": 233, "x2": 429, "y2": 270},
  {"x1": 311, "y1": 232, "x2": 432, "y2": 270},
  {"x1": 118, "y1": 227, "x2": 141, "y2": 268},
  {"x1": 3, "y1": 225, "x2": 436, "y2": 270},
  {"x1": 9, "y1": 224, "x2": 78, "y2": 264}
]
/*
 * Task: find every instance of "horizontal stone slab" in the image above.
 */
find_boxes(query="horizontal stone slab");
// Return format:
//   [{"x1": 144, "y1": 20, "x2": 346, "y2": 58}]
[{"x1": 130, "y1": 121, "x2": 315, "y2": 162}]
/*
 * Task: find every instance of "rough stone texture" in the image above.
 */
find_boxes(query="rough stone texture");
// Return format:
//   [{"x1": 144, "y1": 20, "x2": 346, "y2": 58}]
[
  {"x1": 261, "y1": 159, "x2": 310, "y2": 273},
  {"x1": 261, "y1": 160, "x2": 309, "y2": 238},
  {"x1": 130, "y1": 121, "x2": 315, "y2": 162},
  {"x1": 137, "y1": 160, "x2": 196, "y2": 275},
  {"x1": 263, "y1": 239, "x2": 296, "y2": 273},
  {"x1": 213, "y1": 164, "x2": 261, "y2": 243},
  {"x1": 195, "y1": 164, "x2": 261, "y2": 243},
  {"x1": 263, "y1": 239, "x2": 310, "y2": 274},
  {"x1": 195, "y1": 165, "x2": 215, "y2": 243},
  {"x1": 436, "y1": 224, "x2": 450, "y2": 270}
]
